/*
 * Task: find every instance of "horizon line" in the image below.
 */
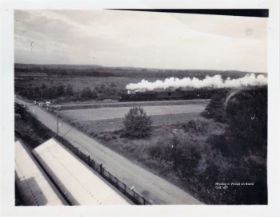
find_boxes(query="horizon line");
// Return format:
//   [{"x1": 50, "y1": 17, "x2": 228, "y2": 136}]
[{"x1": 14, "y1": 63, "x2": 266, "y2": 74}]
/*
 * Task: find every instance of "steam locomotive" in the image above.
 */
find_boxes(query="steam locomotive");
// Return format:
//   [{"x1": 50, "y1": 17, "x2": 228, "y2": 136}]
[{"x1": 120, "y1": 88, "x2": 228, "y2": 102}]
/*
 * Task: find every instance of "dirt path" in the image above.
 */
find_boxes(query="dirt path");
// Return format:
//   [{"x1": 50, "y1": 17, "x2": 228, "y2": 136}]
[{"x1": 16, "y1": 97, "x2": 202, "y2": 204}]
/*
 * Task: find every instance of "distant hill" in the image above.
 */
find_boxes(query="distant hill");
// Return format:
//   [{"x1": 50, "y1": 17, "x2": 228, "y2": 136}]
[{"x1": 14, "y1": 63, "x2": 266, "y2": 79}]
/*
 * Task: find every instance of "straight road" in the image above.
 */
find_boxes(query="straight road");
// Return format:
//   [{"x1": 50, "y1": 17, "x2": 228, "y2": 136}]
[{"x1": 16, "y1": 97, "x2": 202, "y2": 204}]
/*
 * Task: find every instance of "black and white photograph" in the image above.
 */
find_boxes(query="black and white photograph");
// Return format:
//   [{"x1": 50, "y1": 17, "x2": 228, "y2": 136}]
[
  {"x1": 13, "y1": 9, "x2": 269, "y2": 205},
  {"x1": 1, "y1": 1, "x2": 280, "y2": 216}
]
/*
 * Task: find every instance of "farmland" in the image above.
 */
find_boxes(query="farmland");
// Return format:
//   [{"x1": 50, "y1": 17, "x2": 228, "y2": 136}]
[
  {"x1": 58, "y1": 100, "x2": 208, "y2": 133},
  {"x1": 60, "y1": 102, "x2": 208, "y2": 120}
]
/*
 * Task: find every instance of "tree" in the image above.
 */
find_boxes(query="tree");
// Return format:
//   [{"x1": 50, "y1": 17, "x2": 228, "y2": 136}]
[
  {"x1": 33, "y1": 87, "x2": 41, "y2": 99},
  {"x1": 55, "y1": 84, "x2": 65, "y2": 97},
  {"x1": 108, "y1": 82, "x2": 117, "y2": 95},
  {"x1": 225, "y1": 86, "x2": 267, "y2": 156},
  {"x1": 80, "y1": 87, "x2": 92, "y2": 99},
  {"x1": 65, "y1": 84, "x2": 74, "y2": 96},
  {"x1": 123, "y1": 106, "x2": 152, "y2": 138},
  {"x1": 40, "y1": 83, "x2": 47, "y2": 90}
]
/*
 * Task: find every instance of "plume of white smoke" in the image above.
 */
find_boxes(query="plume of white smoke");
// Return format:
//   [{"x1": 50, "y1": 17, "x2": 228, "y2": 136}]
[{"x1": 126, "y1": 74, "x2": 267, "y2": 93}]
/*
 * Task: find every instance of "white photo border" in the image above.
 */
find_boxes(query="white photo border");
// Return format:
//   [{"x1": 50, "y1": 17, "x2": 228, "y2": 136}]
[{"x1": 1, "y1": 0, "x2": 279, "y2": 217}]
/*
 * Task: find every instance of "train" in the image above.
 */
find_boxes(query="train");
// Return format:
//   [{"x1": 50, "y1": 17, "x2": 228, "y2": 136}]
[
  {"x1": 15, "y1": 140, "x2": 67, "y2": 206},
  {"x1": 120, "y1": 88, "x2": 228, "y2": 102},
  {"x1": 32, "y1": 138, "x2": 131, "y2": 205}
]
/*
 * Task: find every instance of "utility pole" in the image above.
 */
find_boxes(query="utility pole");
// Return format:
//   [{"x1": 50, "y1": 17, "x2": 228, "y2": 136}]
[
  {"x1": 56, "y1": 111, "x2": 59, "y2": 136},
  {"x1": 56, "y1": 106, "x2": 60, "y2": 136}
]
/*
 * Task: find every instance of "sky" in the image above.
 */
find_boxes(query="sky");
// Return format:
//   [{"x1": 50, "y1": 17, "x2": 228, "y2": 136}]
[{"x1": 15, "y1": 10, "x2": 267, "y2": 72}]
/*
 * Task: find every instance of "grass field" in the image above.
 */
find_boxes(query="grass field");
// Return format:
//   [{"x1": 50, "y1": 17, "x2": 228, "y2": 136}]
[
  {"x1": 56, "y1": 99, "x2": 209, "y2": 109},
  {"x1": 59, "y1": 101, "x2": 208, "y2": 133},
  {"x1": 64, "y1": 113, "x2": 201, "y2": 134},
  {"x1": 61, "y1": 103, "x2": 207, "y2": 121}
]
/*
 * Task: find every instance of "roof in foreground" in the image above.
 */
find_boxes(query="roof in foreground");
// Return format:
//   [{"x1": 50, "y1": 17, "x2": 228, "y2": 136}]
[
  {"x1": 15, "y1": 140, "x2": 66, "y2": 206},
  {"x1": 32, "y1": 138, "x2": 131, "y2": 205}
]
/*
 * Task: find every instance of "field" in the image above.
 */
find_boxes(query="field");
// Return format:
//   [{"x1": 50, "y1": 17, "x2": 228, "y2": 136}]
[
  {"x1": 59, "y1": 100, "x2": 209, "y2": 133},
  {"x1": 61, "y1": 104, "x2": 207, "y2": 121}
]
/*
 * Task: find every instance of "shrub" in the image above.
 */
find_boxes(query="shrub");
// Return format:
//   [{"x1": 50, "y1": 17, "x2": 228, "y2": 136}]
[
  {"x1": 65, "y1": 84, "x2": 74, "y2": 96},
  {"x1": 55, "y1": 84, "x2": 65, "y2": 97},
  {"x1": 225, "y1": 86, "x2": 267, "y2": 156},
  {"x1": 169, "y1": 132, "x2": 202, "y2": 176},
  {"x1": 80, "y1": 87, "x2": 92, "y2": 99},
  {"x1": 123, "y1": 106, "x2": 152, "y2": 138},
  {"x1": 201, "y1": 89, "x2": 230, "y2": 122}
]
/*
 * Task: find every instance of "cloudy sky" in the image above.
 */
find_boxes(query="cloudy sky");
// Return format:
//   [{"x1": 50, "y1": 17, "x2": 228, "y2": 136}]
[{"x1": 15, "y1": 10, "x2": 267, "y2": 72}]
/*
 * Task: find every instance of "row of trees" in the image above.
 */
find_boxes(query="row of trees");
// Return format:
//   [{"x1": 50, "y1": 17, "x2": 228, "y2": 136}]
[{"x1": 16, "y1": 83, "x2": 122, "y2": 101}]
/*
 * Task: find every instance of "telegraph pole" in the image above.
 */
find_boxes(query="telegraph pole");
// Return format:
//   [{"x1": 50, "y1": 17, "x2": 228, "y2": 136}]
[{"x1": 56, "y1": 106, "x2": 60, "y2": 136}]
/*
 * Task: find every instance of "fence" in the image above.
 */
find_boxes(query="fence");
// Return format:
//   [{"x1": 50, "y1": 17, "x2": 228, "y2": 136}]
[{"x1": 55, "y1": 136, "x2": 151, "y2": 205}]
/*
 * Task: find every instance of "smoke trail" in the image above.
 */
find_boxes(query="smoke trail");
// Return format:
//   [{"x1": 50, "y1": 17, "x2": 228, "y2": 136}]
[{"x1": 126, "y1": 74, "x2": 267, "y2": 92}]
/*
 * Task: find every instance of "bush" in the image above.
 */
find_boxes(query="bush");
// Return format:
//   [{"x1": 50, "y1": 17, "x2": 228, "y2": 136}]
[
  {"x1": 225, "y1": 86, "x2": 267, "y2": 156},
  {"x1": 55, "y1": 84, "x2": 65, "y2": 96},
  {"x1": 80, "y1": 87, "x2": 92, "y2": 100},
  {"x1": 123, "y1": 106, "x2": 152, "y2": 138},
  {"x1": 65, "y1": 84, "x2": 74, "y2": 96},
  {"x1": 201, "y1": 89, "x2": 230, "y2": 122}
]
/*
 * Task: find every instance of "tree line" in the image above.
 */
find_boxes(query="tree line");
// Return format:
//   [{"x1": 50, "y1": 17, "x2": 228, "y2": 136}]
[{"x1": 15, "y1": 83, "x2": 123, "y2": 101}]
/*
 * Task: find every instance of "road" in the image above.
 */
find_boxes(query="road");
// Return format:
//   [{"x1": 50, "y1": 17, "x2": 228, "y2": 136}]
[{"x1": 16, "y1": 97, "x2": 202, "y2": 204}]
